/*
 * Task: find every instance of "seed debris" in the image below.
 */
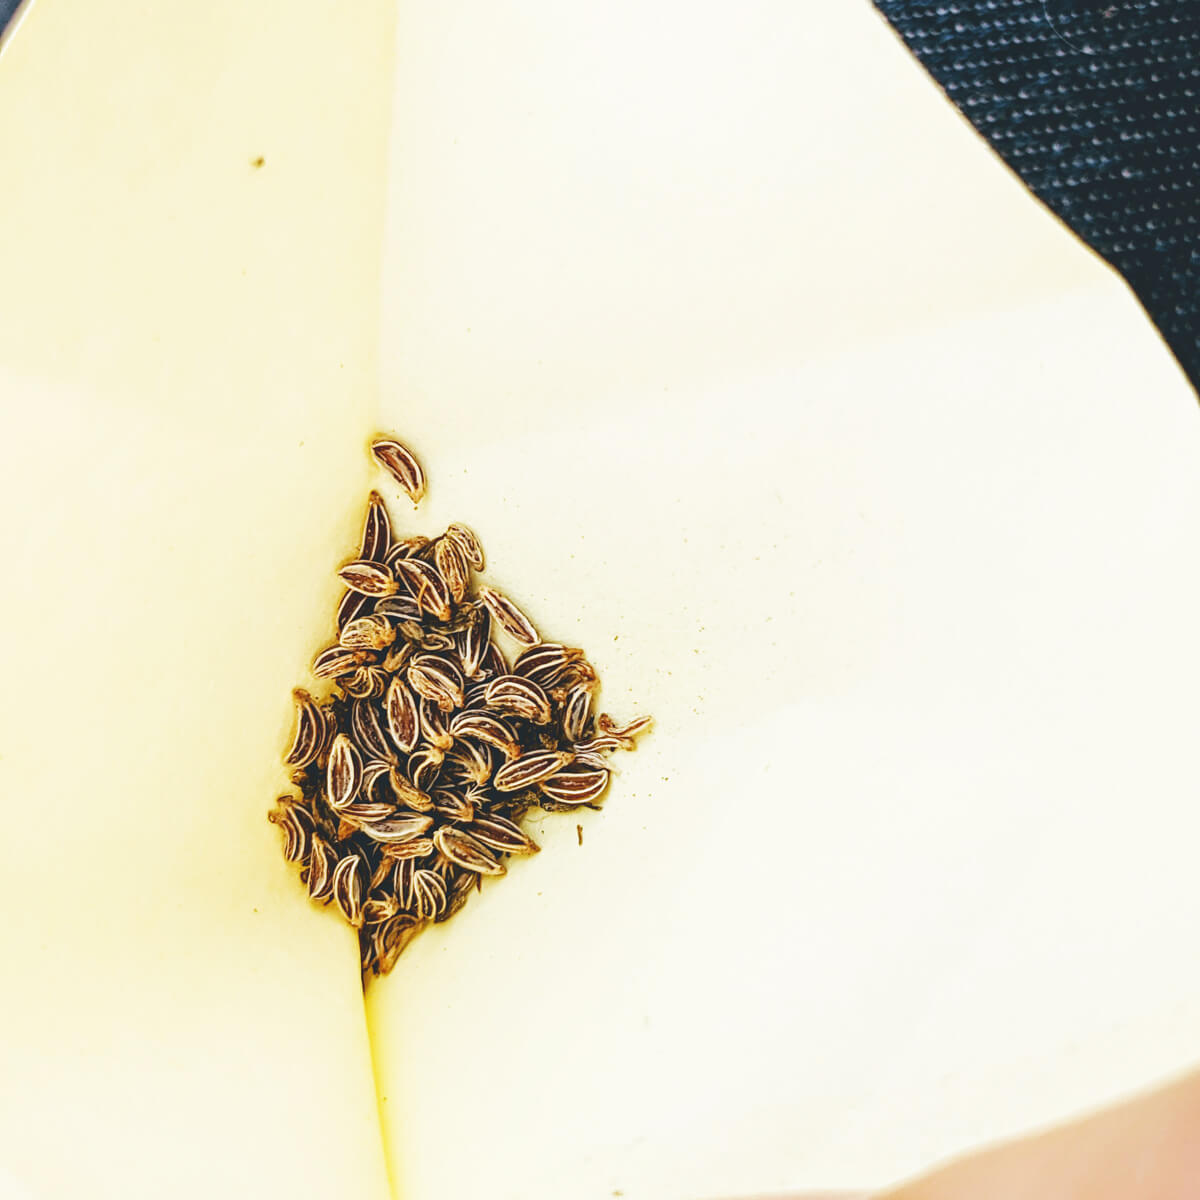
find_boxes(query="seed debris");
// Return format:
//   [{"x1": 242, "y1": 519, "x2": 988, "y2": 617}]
[{"x1": 271, "y1": 433, "x2": 651, "y2": 983}]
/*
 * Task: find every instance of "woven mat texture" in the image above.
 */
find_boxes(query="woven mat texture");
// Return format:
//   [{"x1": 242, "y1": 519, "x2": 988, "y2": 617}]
[{"x1": 874, "y1": 0, "x2": 1200, "y2": 394}]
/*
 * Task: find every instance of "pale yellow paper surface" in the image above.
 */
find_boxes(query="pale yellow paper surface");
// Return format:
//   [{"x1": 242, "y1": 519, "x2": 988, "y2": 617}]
[
  {"x1": 5, "y1": 3, "x2": 1199, "y2": 1199},
  {"x1": 0, "y1": 3, "x2": 394, "y2": 1198},
  {"x1": 368, "y1": 3, "x2": 1200, "y2": 1199}
]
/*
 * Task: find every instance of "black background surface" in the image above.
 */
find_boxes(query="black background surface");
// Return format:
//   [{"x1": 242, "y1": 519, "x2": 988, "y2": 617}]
[{"x1": 874, "y1": 0, "x2": 1200, "y2": 395}]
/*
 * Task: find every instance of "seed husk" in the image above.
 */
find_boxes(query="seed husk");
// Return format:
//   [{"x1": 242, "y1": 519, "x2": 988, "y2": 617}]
[
  {"x1": 332, "y1": 854, "x2": 366, "y2": 926},
  {"x1": 478, "y1": 585, "x2": 540, "y2": 646},
  {"x1": 393, "y1": 559, "x2": 453, "y2": 622},
  {"x1": 445, "y1": 522, "x2": 485, "y2": 570},
  {"x1": 388, "y1": 766, "x2": 434, "y2": 812},
  {"x1": 336, "y1": 587, "x2": 372, "y2": 632},
  {"x1": 513, "y1": 642, "x2": 586, "y2": 688},
  {"x1": 360, "y1": 491, "x2": 393, "y2": 563},
  {"x1": 411, "y1": 869, "x2": 447, "y2": 919},
  {"x1": 312, "y1": 645, "x2": 366, "y2": 679},
  {"x1": 408, "y1": 653, "x2": 465, "y2": 712},
  {"x1": 433, "y1": 827, "x2": 505, "y2": 876},
  {"x1": 449, "y1": 710, "x2": 521, "y2": 759},
  {"x1": 306, "y1": 837, "x2": 337, "y2": 901},
  {"x1": 285, "y1": 688, "x2": 328, "y2": 767},
  {"x1": 326, "y1": 734, "x2": 362, "y2": 811},
  {"x1": 340, "y1": 614, "x2": 396, "y2": 652},
  {"x1": 457, "y1": 606, "x2": 491, "y2": 677},
  {"x1": 485, "y1": 675, "x2": 553, "y2": 725},
  {"x1": 469, "y1": 813, "x2": 539, "y2": 855},
  {"x1": 561, "y1": 683, "x2": 594, "y2": 743},
  {"x1": 362, "y1": 814, "x2": 435, "y2": 844},
  {"x1": 338, "y1": 560, "x2": 399, "y2": 597},
  {"x1": 371, "y1": 437, "x2": 427, "y2": 503},
  {"x1": 493, "y1": 749, "x2": 575, "y2": 793},
  {"x1": 384, "y1": 676, "x2": 420, "y2": 754},
  {"x1": 434, "y1": 537, "x2": 470, "y2": 603},
  {"x1": 539, "y1": 765, "x2": 611, "y2": 805},
  {"x1": 351, "y1": 699, "x2": 393, "y2": 762}
]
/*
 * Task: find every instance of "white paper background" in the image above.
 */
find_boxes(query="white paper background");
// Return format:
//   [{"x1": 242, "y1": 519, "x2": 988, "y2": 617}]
[
  {"x1": 0, "y1": 2, "x2": 395, "y2": 1198},
  {"x1": 369, "y1": 2, "x2": 1200, "y2": 1198}
]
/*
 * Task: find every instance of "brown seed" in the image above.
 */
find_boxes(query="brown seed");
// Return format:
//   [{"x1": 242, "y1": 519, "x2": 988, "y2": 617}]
[
  {"x1": 411, "y1": 869, "x2": 448, "y2": 920},
  {"x1": 433, "y1": 826, "x2": 506, "y2": 876},
  {"x1": 485, "y1": 674, "x2": 553, "y2": 724},
  {"x1": 338, "y1": 560, "x2": 399, "y2": 597},
  {"x1": 371, "y1": 437, "x2": 427, "y2": 503},
  {"x1": 372, "y1": 914, "x2": 421, "y2": 975},
  {"x1": 393, "y1": 559, "x2": 453, "y2": 622},
  {"x1": 361, "y1": 757, "x2": 393, "y2": 798},
  {"x1": 493, "y1": 749, "x2": 575, "y2": 792},
  {"x1": 448, "y1": 710, "x2": 521, "y2": 759},
  {"x1": 336, "y1": 587, "x2": 372, "y2": 632},
  {"x1": 369, "y1": 854, "x2": 396, "y2": 892},
  {"x1": 385, "y1": 535, "x2": 432, "y2": 567},
  {"x1": 380, "y1": 837, "x2": 434, "y2": 861},
  {"x1": 351, "y1": 700, "x2": 393, "y2": 762},
  {"x1": 597, "y1": 713, "x2": 654, "y2": 743},
  {"x1": 571, "y1": 750, "x2": 611, "y2": 771},
  {"x1": 437, "y1": 882, "x2": 473, "y2": 923},
  {"x1": 469, "y1": 813, "x2": 539, "y2": 856},
  {"x1": 434, "y1": 537, "x2": 471, "y2": 603},
  {"x1": 284, "y1": 689, "x2": 328, "y2": 767},
  {"x1": 432, "y1": 787, "x2": 476, "y2": 822},
  {"x1": 340, "y1": 614, "x2": 396, "y2": 651},
  {"x1": 312, "y1": 645, "x2": 366, "y2": 679},
  {"x1": 336, "y1": 798, "x2": 398, "y2": 826},
  {"x1": 478, "y1": 585, "x2": 540, "y2": 646},
  {"x1": 394, "y1": 856, "x2": 416, "y2": 908},
  {"x1": 326, "y1": 734, "x2": 362, "y2": 811},
  {"x1": 418, "y1": 697, "x2": 456, "y2": 751},
  {"x1": 443, "y1": 739, "x2": 493, "y2": 786},
  {"x1": 381, "y1": 641, "x2": 414, "y2": 674},
  {"x1": 360, "y1": 491, "x2": 393, "y2": 563},
  {"x1": 269, "y1": 798, "x2": 314, "y2": 862},
  {"x1": 332, "y1": 854, "x2": 366, "y2": 927},
  {"x1": 512, "y1": 643, "x2": 586, "y2": 688},
  {"x1": 384, "y1": 676, "x2": 420, "y2": 754},
  {"x1": 445, "y1": 522, "x2": 485, "y2": 570},
  {"x1": 457, "y1": 606, "x2": 491, "y2": 678},
  {"x1": 342, "y1": 665, "x2": 387, "y2": 699},
  {"x1": 539, "y1": 765, "x2": 610, "y2": 805},
  {"x1": 573, "y1": 734, "x2": 626, "y2": 755},
  {"x1": 408, "y1": 653, "x2": 465, "y2": 712},
  {"x1": 362, "y1": 895, "x2": 400, "y2": 924},
  {"x1": 481, "y1": 643, "x2": 508, "y2": 677},
  {"x1": 388, "y1": 765, "x2": 434, "y2": 812},
  {"x1": 408, "y1": 745, "x2": 444, "y2": 792},
  {"x1": 362, "y1": 813, "x2": 435, "y2": 844},
  {"x1": 375, "y1": 594, "x2": 422, "y2": 622},
  {"x1": 561, "y1": 683, "x2": 594, "y2": 743},
  {"x1": 307, "y1": 837, "x2": 336, "y2": 901}
]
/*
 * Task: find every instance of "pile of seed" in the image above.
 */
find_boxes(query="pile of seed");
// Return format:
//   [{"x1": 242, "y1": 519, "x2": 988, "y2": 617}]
[{"x1": 270, "y1": 436, "x2": 650, "y2": 982}]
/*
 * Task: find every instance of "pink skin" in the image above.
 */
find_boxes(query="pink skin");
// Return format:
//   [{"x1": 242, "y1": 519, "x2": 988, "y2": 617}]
[{"x1": 721, "y1": 1066, "x2": 1200, "y2": 1199}]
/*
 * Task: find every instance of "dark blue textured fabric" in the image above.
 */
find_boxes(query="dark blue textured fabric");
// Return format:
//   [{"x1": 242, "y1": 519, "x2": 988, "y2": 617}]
[
  {"x1": 873, "y1": 0, "x2": 1200, "y2": 396},
  {"x1": 0, "y1": 0, "x2": 22, "y2": 39}
]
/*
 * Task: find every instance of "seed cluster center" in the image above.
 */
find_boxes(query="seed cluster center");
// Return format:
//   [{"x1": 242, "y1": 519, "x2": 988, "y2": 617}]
[{"x1": 270, "y1": 435, "x2": 650, "y2": 982}]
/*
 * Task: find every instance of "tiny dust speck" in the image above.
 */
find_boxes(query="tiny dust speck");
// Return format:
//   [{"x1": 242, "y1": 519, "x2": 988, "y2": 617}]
[{"x1": 251, "y1": 155, "x2": 265, "y2": 168}]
